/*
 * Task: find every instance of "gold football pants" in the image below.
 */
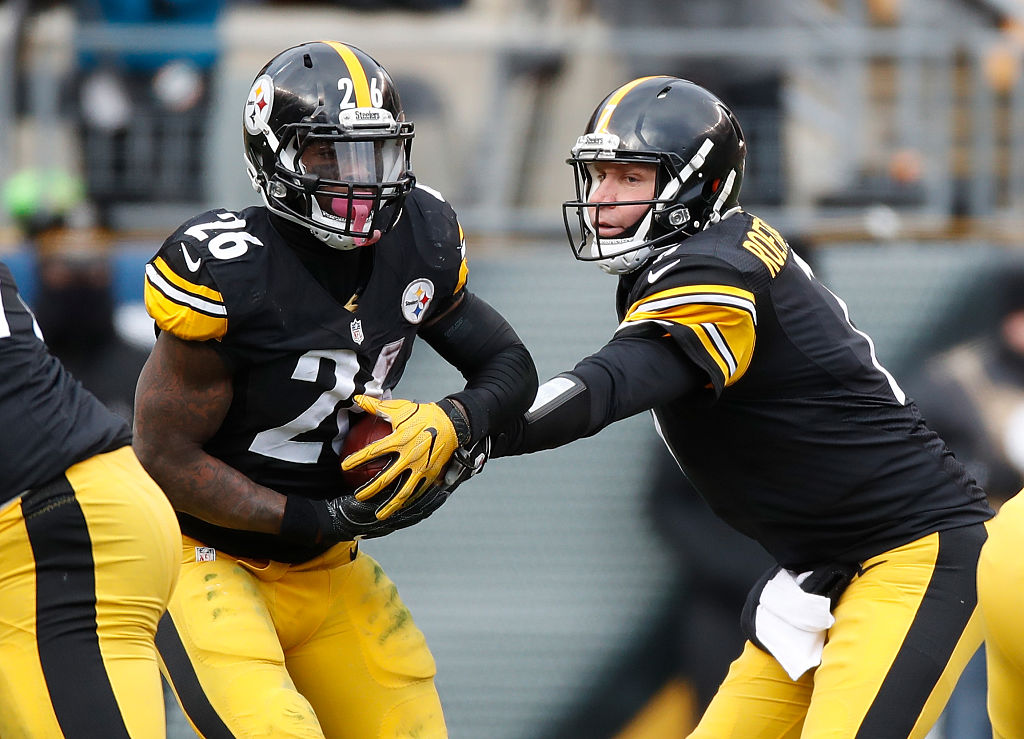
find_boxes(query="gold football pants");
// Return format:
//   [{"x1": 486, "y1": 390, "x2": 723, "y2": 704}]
[
  {"x1": 158, "y1": 535, "x2": 446, "y2": 738},
  {"x1": 978, "y1": 490, "x2": 1024, "y2": 739},
  {"x1": 0, "y1": 445, "x2": 181, "y2": 738},
  {"x1": 690, "y1": 524, "x2": 987, "y2": 739}
]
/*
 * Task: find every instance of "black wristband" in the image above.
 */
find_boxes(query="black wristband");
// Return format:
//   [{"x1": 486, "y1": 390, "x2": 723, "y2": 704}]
[
  {"x1": 437, "y1": 397, "x2": 472, "y2": 446},
  {"x1": 280, "y1": 496, "x2": 325, "y2": 545}
]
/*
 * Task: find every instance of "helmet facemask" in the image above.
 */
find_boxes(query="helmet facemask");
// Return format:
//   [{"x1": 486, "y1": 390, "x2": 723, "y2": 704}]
[
  {"x1": 562, "y1": 77, "x2": 746, "y2": 275},
  {"x1": 256, "y1": 110, "x2": 414, "y2": 250},
  {"x1": 563, "y1": 134, "x2": 692, "y2": 274}
]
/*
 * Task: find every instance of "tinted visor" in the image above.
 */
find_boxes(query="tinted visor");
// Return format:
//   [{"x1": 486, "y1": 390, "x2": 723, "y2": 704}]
[{"x1": 299, "y1": 137, "x2": 408, "y2": 191}]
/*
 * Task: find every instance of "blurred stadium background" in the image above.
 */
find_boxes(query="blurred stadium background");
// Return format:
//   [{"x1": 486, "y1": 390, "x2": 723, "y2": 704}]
[{"x1": 4, "y1": 0, "x2": 1024, "y2": 737}]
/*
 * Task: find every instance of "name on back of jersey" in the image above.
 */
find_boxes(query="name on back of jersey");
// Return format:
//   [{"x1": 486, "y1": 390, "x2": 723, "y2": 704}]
[{"x1": 742, "y1": 217, "x2": 788, "y2": 277}]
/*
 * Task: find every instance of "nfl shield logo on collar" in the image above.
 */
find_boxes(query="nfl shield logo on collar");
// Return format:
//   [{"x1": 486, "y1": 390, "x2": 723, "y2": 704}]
[{"x1": 351, "y1": 318, "x2": 364, "y2": 345}]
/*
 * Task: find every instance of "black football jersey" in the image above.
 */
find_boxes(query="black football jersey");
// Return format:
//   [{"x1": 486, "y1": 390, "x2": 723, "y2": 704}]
[
  {"x1": 143, "y1": 186, "x2": 467, "y2": 561},
  {"x1": 0, "y1": 261, "x2": 131, "y2": 505},
  {"x1": 614, "y1": 212, "x2": 992, "y2": 570}
]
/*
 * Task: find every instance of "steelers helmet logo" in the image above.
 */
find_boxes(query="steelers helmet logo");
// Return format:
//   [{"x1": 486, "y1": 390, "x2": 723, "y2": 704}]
[
  {"x1": 244, "y1": 74, "x2": 274, "y2": 135},
  {"x1": 401, "y1": 279, "x2": 434, "y2": 324}
]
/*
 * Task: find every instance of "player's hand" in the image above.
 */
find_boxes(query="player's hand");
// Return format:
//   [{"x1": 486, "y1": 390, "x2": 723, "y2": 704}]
[
  {"x1": 328, "y1": 439, "x2": 489, "y2": 539},
  {"x1": 281, "y1": 491, "x2": 446, "y2": 544},
  {"x1": 341, "y1": 395, "x2": 463, "y2": 519}
]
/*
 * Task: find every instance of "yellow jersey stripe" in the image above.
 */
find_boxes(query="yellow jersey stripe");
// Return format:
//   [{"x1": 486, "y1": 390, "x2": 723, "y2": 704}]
[
  {"x1": 620, "y1": 285, "x2": 756, "y2": 386},
  {"x1": 150, "y1": 256, "x2": 224, "y2": 303},
  {"x1": 323, "y1": 41, "x2": 371, "y2": 108},
  {"x1": 624, "y1": 303, "x2": 755, "y2": 381},
  {"x1": 455, "y1": 221, "x2": 468, "y2": 293},
  {"x1": 625, "y1": 284, "x2": 757, "y2": 322},
  {"x1": 593, "y1": 76, "x2": 667, "y2": 133},
  {"x1": 688, "y1": 323, "x2": 732, "y2": 383},
  {"x1": 144, "y1": 281, "x2": 228, "y2": 341}
]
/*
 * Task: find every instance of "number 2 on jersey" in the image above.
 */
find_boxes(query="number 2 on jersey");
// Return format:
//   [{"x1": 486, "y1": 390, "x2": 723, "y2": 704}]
[{"x1": 248, "y1": 341, "x2": 399, "y2": 464}]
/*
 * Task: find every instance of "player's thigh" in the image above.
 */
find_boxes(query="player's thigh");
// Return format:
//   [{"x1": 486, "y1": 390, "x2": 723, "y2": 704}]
[
  {"x1": 805, "y1": 525, "x2": 986, "y2": 739},
  {"x1": 978, "y1": 492, "x2": 1024, "y2": 739},
  {"x1": 687, "y1": 640, "x2": 811, "y2": 739},
  {"x1": 287, "y1": 552, "x2": 446, "y2": 739},
  {"x1": 0, "y1": 448, "x2": 179, "y2": 739},
  {"x1": 158, "y1": 538, "x2": 325, "y2": 739}
]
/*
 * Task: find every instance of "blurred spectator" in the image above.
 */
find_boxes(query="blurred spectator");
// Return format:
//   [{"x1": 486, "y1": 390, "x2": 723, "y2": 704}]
[
  {"x1": 267, "y1": 0, "x2": 465, "y2": 8},
  {"x1": 73, "y1": 0, "x2": 225, "y2": 207},
  {"x1": 910, "y1": 267, "x2": 1024, "y2": 508},
  {"x1": 2, "y1": 168, "x2": 147, "y2": 423},
  {"x1": 907, "y1": 266, "x2": 1024, "y2": 739}
]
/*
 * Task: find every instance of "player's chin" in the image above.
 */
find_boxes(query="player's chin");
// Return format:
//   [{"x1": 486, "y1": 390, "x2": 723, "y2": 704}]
[{"x1": 596, "y1": 226, "x2": 625, "y2": 238}]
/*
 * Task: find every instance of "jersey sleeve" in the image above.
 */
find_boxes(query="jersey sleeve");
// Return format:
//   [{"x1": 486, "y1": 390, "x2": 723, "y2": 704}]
[
  {"x1": 143, "y1": 218, "x2": 229, "y2": 342},
  {"x1": 618, "y1": 259, "x2": 757, "y2": 394},
  {"x1": 408, "y1": 183, "x2": 468, "y2": 303},
  {"x1": 454, "y1": 218, "x2": 468, "y2": 296}
]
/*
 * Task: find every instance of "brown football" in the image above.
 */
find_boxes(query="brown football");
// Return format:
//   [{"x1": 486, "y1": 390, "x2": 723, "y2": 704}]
[{"x1": 340, "y1": 413, "x2": 393, "y2": 489}]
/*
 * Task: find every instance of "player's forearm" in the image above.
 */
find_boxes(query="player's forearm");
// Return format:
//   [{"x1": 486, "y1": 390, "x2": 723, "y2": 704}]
[
  {"x1": 133, "y1": 332, "x2": 288, "y2": 535},
  {"x1": 491, "y1": 335, "x2": 706, "y2": 457},
  {"x1": 422, "y1": 290, "x2": 538, "y2": 441},
  {"x1": 133, "y1": 438, "x2": 285, "y2": 534}
]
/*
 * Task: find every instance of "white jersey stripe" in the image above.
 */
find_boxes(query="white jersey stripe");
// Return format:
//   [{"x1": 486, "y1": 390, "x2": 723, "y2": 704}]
[{"x1": 146, "y1": 264, "x2": 227, "y2": 316}]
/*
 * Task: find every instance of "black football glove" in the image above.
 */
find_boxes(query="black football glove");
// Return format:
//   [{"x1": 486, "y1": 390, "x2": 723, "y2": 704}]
[
  {"x1": 282, "y1": 437, "x2": 490, "y2": 545},
  {"x1": 281, "y1": 482, "x2": 452, "y2": 544}
]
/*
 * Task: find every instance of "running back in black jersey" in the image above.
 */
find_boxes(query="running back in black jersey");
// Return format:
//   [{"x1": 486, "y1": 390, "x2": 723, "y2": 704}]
[
  {"x1": 143, "y1": 186, "x2": 468, "y2": 560},
  {"x1": 614, "y1": 212, "x2": 991, "y2": 569},
  {"x1": 0, "y1": 261, "x2": 130, "y2": 504}
]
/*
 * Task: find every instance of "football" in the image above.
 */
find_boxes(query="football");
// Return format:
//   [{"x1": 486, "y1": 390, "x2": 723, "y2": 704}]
[{"x1": 340, "y1": 413, "x2": 393, "y2": 490}]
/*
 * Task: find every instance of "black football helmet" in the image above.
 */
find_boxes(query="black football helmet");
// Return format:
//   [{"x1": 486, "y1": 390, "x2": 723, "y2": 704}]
[
  {"x1": 243, "y1": 41, "x2": 415, "y2": 250},
  {"x1": 563, "y1": 76, "x2": 745, "y2": 274}
]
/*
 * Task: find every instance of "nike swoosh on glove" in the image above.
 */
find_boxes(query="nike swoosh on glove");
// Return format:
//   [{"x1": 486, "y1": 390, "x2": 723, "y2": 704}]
[{"x1": 341, "y1": 395, "x2": 460, "y2": 519}]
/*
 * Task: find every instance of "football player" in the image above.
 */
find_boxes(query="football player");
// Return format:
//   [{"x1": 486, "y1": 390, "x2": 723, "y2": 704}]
[
  {"x1": 0, "y1": 260, "x2": 180, "y2": 737},
  {"x1": 978, "y1": 491, "x2": 1024, "y2": 738},
  {"x1": 132, "y1": 42, "x2": 537, "y2": 738},
  {"x1": 373, "y1": 76, "x2": 994, "y2": 738}
]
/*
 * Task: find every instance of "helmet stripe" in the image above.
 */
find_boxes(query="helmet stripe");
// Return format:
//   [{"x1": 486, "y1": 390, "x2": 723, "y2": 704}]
[
  {"x1": 322, "y1": 41, "x2": 372, "y2": 108},
  {"x1": 593, "y1": 76, "x2": 665, "y2": 133}
]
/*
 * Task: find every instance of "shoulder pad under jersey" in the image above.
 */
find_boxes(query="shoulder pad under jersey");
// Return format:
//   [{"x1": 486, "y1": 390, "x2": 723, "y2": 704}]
[
  {"x1": 144, "y1": 209, "x2": 265, "y2": 341},
  {"x1": 405, "y1": 184, "x2": 468, "y2": 294},
  {"x1": 622, "y1": 248, "x2": 758, "y2": 390}
]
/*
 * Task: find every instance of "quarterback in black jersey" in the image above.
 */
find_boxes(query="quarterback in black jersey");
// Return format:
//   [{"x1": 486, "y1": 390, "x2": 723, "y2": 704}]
[
  {"x1": 133, "y1": 41, "x2": 536, "y2": 739},
  {"x1": 478, "y1": 77, "x2": 991, "y2": 738},
  {"x1": 0, "y1": 260, "x2": 180, "y2": 737}
]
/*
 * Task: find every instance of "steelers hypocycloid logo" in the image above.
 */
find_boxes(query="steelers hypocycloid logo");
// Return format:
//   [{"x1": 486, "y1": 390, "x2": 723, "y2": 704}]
[
  {"x1": 244, "y1": 75, "x2": 274, "y2": 135},
  {"x1": 402, "y1": 279, "x2": 434, "y2": 324}
]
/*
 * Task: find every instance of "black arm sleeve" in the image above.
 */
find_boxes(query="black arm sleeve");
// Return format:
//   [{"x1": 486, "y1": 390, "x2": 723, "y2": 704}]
[
  {"x1": 420, "y1": 290, "x2": 538, "y2": 444},
  {"x1": 491, "y1": 333, "x2": 707, "y2": 458}
]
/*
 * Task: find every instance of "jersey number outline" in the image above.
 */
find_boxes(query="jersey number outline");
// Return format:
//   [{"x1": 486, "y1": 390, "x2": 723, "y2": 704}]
[{"x1": 185, "y1": 212, "x2": 264, "y2": 260}]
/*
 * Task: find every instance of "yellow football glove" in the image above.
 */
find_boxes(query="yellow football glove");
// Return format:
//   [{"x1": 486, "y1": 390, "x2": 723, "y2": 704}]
[{"x1": 341, "y1": 395, "x2": 464, "y2": 520}]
